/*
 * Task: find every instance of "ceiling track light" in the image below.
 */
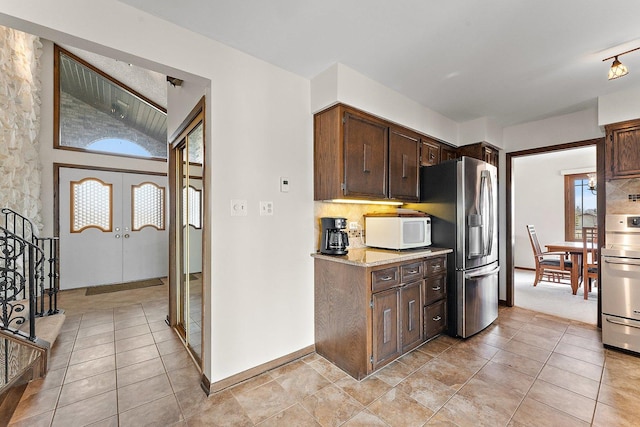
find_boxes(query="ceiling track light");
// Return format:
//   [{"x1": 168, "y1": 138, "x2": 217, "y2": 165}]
[{"x1": 603, "y1": 46, "x2": 640, "y2": 80}]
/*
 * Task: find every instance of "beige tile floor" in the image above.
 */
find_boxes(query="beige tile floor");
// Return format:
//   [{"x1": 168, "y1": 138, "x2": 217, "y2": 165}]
[{"x1": 8, "y1": 282, "x2": 640, "y2": 426}]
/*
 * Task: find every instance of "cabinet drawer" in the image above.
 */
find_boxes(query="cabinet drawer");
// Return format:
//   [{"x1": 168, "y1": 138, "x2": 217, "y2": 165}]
[
  {"x1": 424, "y1": 274, "x2": 446, "y2": 304},
  {"x1": 424, "y1": 300, "x2": 447, "y2": 339},
  {"x1": 424, "y1": 256, "x2": 446, "y2": 277},
  {"x1": 401, "y1": 262, "x2": 423, "y2": 284},
  {"x1": 372, "y1": 267, "x2": 399, "y2": 292}
]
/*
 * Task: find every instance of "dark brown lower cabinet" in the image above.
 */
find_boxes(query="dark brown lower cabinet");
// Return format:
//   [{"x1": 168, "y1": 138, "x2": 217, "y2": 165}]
[
  {"x1": 314, "y1": 251, "x2": 448, "y2": 380},
  {"x1": 400, "y1": 280, "x2": 423, "y2": 353},
  {"x1": 372, "y1": 288, "x2": 400, "y2": 369},
  {"x1": 424, "y1": 299, "x2": 447, "y2": 339}
]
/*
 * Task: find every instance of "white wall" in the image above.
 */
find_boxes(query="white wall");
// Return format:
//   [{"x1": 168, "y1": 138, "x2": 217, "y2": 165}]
[
  {"x1": 503, "y1": 108, "x2": 604, "y2": 151},
  {"x1": 513, "y1": 147, "x2": 596, "y2": 269},
  {"x1": 598, "y1": 85, "x2": 640, "y2": 126},
  {"x1": 0, "y1": 1, "x2": 314, "y2": 384},
  {"x1": 458, "y1": 117, "x2": 504, "y2": 148}
]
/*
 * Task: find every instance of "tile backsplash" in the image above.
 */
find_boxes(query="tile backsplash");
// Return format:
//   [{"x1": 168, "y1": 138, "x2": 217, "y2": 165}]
[
  {"x1": 606, "y1": 177, "x2": 640, "y2": 214},
  {"x1": 313, "y1": 202, "x2": 397, "y2": 250}
]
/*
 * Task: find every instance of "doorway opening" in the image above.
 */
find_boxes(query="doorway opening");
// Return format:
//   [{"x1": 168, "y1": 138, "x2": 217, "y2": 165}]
[{"x1": 506, "y1": 138, "x2": 605, "y2": 326}]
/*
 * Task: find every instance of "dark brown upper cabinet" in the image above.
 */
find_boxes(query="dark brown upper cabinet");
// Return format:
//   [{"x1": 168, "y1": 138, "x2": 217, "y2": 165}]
[
  {"x1": 343, "y1": 112, "x2": 389, "y2": 199},
  {"x1": 389, "y1": 128, "x2": 420, "y2": 201},
  {"x1": 605, "y1": 119, "x2": 640, "y2": 180},
  {"x1": 457, "y1": 142, "x2": 499, "y2": 167},
  {"x1": 420, "y1": 137, "x2": 441, "y2": 167},
  {"x1": 441, "y1": 145, "x2": 458, "y2": 162},
  {"x1": 315, "y1": 104, "x2": 423, "y2": 202}
]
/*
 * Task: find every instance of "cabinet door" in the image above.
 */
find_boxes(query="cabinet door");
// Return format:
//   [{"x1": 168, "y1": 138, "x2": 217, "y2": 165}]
[
  {"x1": 372, "y1": 288, "x2": 400, "y2": 369},
  {"x1": 389, "y1": 129, "x2": 420, "y2": 201},
  {"x1": 608, "y1": 125, "x2": 640, "y2": 179},
  {"x1": 483, "y1": 147, "x2": 498, "y2": 166},
  {"x1": 401, "y1": 280, "x2": 423, "y2": 352},
  {"x1": 441, "y1": 146, "x2": 457, "y2": 162},
  {"x1": 343, "y1": 112, "x2": 388, "y2": 199},
  {"x1": 420, "y1": 138, "x2": 441, "y2": 167}
]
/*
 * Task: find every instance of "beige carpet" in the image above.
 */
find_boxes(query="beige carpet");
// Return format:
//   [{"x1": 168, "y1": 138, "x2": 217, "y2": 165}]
[
  {"x1": 85, "y1": 278, "x2": 164, "y2": 295},
  {"x1": 514, "y1": 269, "x2": 598, "y2": 324}
]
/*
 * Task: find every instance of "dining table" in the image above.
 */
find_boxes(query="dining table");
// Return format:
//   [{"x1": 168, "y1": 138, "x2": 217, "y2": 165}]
[{"x1": 545, "y1": 241, "x2": 595, "y2": 299}]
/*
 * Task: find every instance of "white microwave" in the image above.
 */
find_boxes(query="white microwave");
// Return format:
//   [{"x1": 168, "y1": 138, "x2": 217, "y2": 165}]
[{"x1": 365, "y1": 216, "x2": 431, "y2": 250}]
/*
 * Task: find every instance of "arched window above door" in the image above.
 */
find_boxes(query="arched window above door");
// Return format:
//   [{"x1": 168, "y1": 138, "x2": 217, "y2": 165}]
[{"x1": 87, "y1": 138, "x2": 152, "y2": 157}]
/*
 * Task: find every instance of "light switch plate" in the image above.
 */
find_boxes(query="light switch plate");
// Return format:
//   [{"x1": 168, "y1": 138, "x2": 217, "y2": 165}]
[
  {"x1": 260, "y1": 201, "x2": 274, "y2": 216},
  {"x1": 231, "y1": 199, "x2": 247, "y2": 216}
]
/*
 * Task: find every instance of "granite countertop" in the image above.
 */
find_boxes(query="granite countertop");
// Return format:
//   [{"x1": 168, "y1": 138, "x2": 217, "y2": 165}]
[{"x1": 311, "y1": 247, "x2": 452, "y2": 267}]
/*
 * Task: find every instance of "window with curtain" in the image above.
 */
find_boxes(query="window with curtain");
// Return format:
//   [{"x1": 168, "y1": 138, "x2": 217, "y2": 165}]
[{"x1": 564, "y1": 173, "x2": 597, "y2": 241}]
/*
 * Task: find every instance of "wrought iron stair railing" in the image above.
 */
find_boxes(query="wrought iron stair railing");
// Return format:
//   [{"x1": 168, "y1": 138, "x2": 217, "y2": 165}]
[{"x1": 0, "y1": 208, "x2": 61, "y2": 390}]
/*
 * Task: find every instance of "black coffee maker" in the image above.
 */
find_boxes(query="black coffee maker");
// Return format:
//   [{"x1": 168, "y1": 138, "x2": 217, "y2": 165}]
[{"x1": 320, "y1": 217, "x2": 349, "y2": 255}]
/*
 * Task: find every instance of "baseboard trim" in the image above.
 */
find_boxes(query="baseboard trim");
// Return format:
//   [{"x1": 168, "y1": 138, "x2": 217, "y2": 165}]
[{"x1": 201, "y1": 344, "x2": 315, "y2": 395}]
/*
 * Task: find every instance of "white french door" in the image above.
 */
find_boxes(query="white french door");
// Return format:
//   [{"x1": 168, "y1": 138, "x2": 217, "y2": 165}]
[{"x1": 59, "y1": 167, "x2": 168, "y2": 289}]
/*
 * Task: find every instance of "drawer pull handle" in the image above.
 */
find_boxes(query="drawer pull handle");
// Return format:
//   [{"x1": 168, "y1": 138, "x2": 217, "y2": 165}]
[
  {"x1": 406, "y1": 269, "x2": 418, "y2": 274},
  {"x1": 606, "y1": 317, "x2": 640, "y2": 330},
  {"x1": 432, "y1": 286, "x2": 441, "y2": 291},
  {"x1": 380, "y1": 275, "x2": 393, "y2": 281},
  {"x1": 432, "y1": 315, "x2": 442, "y2": 322}
]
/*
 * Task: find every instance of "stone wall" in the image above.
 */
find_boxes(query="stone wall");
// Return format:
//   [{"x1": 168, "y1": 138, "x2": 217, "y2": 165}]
[{"x1": 0, "y1": 26, "x2": 43, "y2": 230}]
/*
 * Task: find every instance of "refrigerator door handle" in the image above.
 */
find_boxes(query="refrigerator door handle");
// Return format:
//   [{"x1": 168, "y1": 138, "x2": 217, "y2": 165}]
[
  {"x1": 483, "y1": 169, "x2": 494, "y2": 257},
  {"x1": 465, "y1": 265, "x2": 501, "y2": 279},
  {"x1": 478, "y1": 170, "x2": 490, "y2": 257}
]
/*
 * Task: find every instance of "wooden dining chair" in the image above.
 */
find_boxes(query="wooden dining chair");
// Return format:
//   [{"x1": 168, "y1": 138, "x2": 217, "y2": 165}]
[
  {"x1": 582, "y1": 226, "x2": 598, "y2": 299},
  {"x1": 526, "y1": 225, "x2": 573, "y2": 286}
]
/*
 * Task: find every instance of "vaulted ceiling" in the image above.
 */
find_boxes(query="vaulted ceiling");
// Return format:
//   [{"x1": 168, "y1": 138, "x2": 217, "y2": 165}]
[
  {"x1": 119, "y1": 0, "x2": 640, "y2": 127},
  {"x1": 59, "y1": 47, "x2": 167, "y2": 142}
]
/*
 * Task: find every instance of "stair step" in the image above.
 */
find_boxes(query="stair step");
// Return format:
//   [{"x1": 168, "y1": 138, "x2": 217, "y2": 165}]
[
  {"x1": 18, "y1": 313, "x2": 66, "y2": 347},
  {"x1": 3, "y1": 299, "x2": 65, "y2": 347}
]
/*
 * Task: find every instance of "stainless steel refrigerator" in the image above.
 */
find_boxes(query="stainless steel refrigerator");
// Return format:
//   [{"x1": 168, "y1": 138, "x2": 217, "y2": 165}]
[{"x1": 420, "y1": 156, "x2": 499, "y2": 338}]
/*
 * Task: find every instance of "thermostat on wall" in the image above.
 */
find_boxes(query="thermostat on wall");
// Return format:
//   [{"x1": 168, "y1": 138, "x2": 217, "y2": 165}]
[{"x1": 280, "y1": 176, "x2": 289, "y2": 192}]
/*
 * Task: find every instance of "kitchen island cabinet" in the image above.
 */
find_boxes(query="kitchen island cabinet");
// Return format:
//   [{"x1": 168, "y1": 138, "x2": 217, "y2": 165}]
[{"x1": 312, "y1": 247, "x2": 451, "y2": 379}]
